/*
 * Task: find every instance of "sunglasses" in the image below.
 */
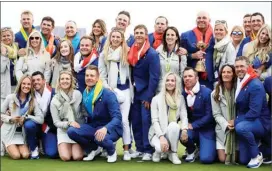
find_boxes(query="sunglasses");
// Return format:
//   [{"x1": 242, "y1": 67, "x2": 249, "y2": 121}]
[
  {"x1": 232, "y1": 31, "x2": 243, "y2": 36},
  {"x1": 1, "y1": 27, "x2": 12, "y2": 32},
  {"x1": 29, "y1": 37, "x2": 40, "y2": 40},
  {"x1": 215, "y1": 20, "x2": 227, "y2": 24}
]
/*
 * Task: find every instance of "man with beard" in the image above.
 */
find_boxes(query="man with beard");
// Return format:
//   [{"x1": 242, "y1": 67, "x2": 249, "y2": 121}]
[
  {"x1": 40, "y1": 16, "x2": 59, "y2": 57},
  {"x1": 180, "y1": 11, "x2": 215, "y2": 90},
  {"x1": 74, "y1": 36, "x2": 98, "y2": 93},
  {"x1": 31, "y1": 71, "x2": 58, "y2": 159}
]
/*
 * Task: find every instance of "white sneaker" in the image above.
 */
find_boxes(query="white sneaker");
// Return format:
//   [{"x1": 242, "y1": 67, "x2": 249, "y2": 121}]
[
  {"x1": 83, "y1": 150, "x2": 96, "y2": 161},
  {"x1": 95, "y1": 147, "x2": 102, "y2": 156},
  {"x1": 185, "y1": 150, "x2": 196, "y2": 163},
  {"x1": 161, "y1": 152, "x2": 168, "y2": 160},
  {"x1": 130, "y1": 151, "x2": 143, "y2": 158},
  {"x1": 168, "y1": 152, "x2": 181, "y2": 165},
  {"x1": 100, "y1": 149, "x2": 108, "y2": 158},
  {"x1": 247, "y1": 153, "x2": 263, "y2": 168},
  {"x1": 31, "y1": 147, "x2": 39, "y2": 159},
  {"x1": 152, "y1": 151, "x2": 161, "y2": 162},
  {"x1": 129, "y1": 149, "x2": 136, "y2": 154},
  {"x1": 142, "y1": 153, "x2": 152, "y2": 161},
  {"x1": 123, "y1": 151, "x2": 131, "y2": 161},
  {"x1": 107, "y1": 151, "x2": 117, "y2": 163}
]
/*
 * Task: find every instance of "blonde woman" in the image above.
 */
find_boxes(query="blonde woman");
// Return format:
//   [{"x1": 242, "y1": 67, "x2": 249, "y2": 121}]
[
  {"x1": 230, "y1": 26, "x2": 245, "y2": 55},
  {"x1": 51, "y1": 39, "x2": 74, "y2": 88},
  {"x1": 15, "y1": 30, "x2": 51, "y2": 83},
  {"x1": 1, "y1": 74, "x2": 43, "y2": 159},
  {"x1": 243, "y1": 24, "x2": 272, "y2": 80},
  {"x1": 1, "y1": 27, "x2": 19, "y2": 87},
  {"x1": 149, "y1": 72, "x2": 188, "y2": 164},
  {"x1": 213, "y1": 20, "x2": 236, "y2": 80},
  {"x1": 50, "y1": 71, "x2": 84, "y2": 161},
  {"x1": 98, "y1": 28, "x2": 133, "y2": 161}
]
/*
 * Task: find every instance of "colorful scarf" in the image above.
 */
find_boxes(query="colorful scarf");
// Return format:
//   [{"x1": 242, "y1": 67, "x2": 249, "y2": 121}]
[
  {"x1": 184, "y1": 81, "x2": 200, "y2": 110},
  {"x1": 153, "y1": 32, "x2": 163, "y2": 50},
  {"x1": 65, "y1": 32, "x2": 80, "y2": 54},
  {"x1": 193, "y1": 24, "x2": 213, "y2": 50},
  {"x1": 128, "y1": 39, "x2": 150, "y2": 66},
  {"x1": 1, "y1": 43, "x2": 18, "y2": 60},
  {"x1": 82, "y1": 48, "x2": 99, "y2": 68},
  {"x1": 83, "y1": 80, "x2": 103, "y2": 117},
  {"x1": 42, "y1": 33, "x2": 54, "y2": 56},
  {"x1": 20, "y1": 25, "x2": 35, "y2": 41}
]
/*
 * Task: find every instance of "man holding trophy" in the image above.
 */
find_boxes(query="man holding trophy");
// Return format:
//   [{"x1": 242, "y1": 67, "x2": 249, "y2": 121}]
[{"x1": 181, "y1": 11, "x2": 215, "y2": 90}]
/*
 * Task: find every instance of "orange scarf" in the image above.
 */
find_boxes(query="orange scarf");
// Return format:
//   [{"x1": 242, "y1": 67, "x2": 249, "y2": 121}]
[
  {"x1": 128, "y1": 39, "x2": 150, "y2": 66},
  {"x1": 192, "y1": 24, "x2": 213, "y2": 50},
  {"x1": 82, "y1": 48, "x2": 98, "y2": 68},
  {"x1": 153, "y1": 32, "x2": 163, "y2": 49},
  {"x1": 249, "y1": 32, "x2": 257, "y2": 42},
  {"x1": 241, "y1": 66, "x2": 258, "y2": 88},
  {"x1": 46, "y1": 35, "x2": 54, "y2": 56}
]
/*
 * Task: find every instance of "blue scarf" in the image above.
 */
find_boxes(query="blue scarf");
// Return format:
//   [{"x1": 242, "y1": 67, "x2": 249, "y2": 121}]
[
  {"x1": 65, "y1": 32, "x2": 80, "y2": 54},
  {"x1": 83, "y1": 80, "x2": 103, "y2": 118}
]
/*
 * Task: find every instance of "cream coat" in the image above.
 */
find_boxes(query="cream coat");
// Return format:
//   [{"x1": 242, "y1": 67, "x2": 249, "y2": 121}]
[
  {"x1": 1, "y1": 55, "x2": 11, "y2": 104},
  {"x1": 148, "y1": 93, "x2": 188, "y2": 141},
  {"x1": 1, "y1": 94, "x2": 44, "y2": 147},
  {"x1": 156, "y1": 45, "x2": 186, "y2": 92}
]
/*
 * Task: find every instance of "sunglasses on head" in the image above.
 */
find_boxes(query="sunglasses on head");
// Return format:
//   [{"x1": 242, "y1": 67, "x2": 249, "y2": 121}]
[
  {"x1": 29, "y1": 36, "x2": 40, "y2": 40},
  {"x1": 1, "y1": 27, "x2": 12, "y2": 32},
  {"x1": 232, "y1": 31, "x2": 243, "y2": 36},
  {"x1": 215, "y1": 20, "x2": 227, "y2": 24}
]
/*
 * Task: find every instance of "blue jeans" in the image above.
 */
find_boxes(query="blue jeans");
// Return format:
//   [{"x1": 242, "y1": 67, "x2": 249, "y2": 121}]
[
  {"x1": 181, "y1": 129, "x2": 216, "y2": 164},
  {"x1": 67, "y1": 124, "x2": 120, "y2": 156},
  {"x1": 235, "y1": 119, "x2": 264, "y2": 164},
  {"x1": 42, "y1": 132, "x2": 58, "y2": 158},
  {"x1": 130, "y1": 99, "x2": 153, "y2": 154}
]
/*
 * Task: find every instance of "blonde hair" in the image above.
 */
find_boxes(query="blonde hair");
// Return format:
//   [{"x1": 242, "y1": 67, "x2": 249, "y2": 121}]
[
  {"x1": 56, "y1": 71, "x2": 77, "y2": 93},
  {"x1": 102, "y1": 28, "x2": 129, "y2": 65},
  {"x1": 13, "y1": 74, "x2": 35, "y2": 115},
  {"x1": 21, "y1": 10, "x2": 33, "y2": 17},
  {"x1": 247, "y1": 24, "x2": 272, "y2": 63}
]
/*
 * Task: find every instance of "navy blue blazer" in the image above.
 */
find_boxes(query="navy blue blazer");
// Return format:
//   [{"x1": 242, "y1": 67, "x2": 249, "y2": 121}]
[
  {"x1": 180, "y1": 30, "x2": 215, "y2": 82},
  {"x1": 148, "y1": 33, "x2": 155, "y2": 48},
  {"x1": 235, "y1": 78, "x2": 270, "y2": 128},
  {"x1": 85, "y1": 88, "x2": 123, "y2": 136},
  {"x1": 182, "y1": 85, "x2": 215, "y2": 130},
  {"x1": 131, "y1": 47, "x2": 160, "y2": 102}
]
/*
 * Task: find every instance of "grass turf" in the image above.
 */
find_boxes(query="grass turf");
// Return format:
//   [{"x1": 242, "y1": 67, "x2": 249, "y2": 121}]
[{"x1": 1, "y1": 140, "x2": 271, "y2": 171}]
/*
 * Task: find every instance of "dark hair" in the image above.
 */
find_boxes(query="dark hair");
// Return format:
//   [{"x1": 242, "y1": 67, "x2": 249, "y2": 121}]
[
  {"x1": 32, "y1": 71, "x2": 45, "y2": 79},
  {"x1": 41, "y1": 16, "x2": 55, "y2": 27},
  {"x1": 134, "y1": 24, "x2": 148, "y2": 35},
  {"x1": 213, "y1": 64, "x2": 236, "y2": 103},
  {"x1": 90, "y1": 19, "x2": 107, "y2": 37},
  {"x1": 86, "y1": 65, "x2": 99, "y2": 76},
  {"x1": 155, "y1": 16, "x2": 168, "y2": 25},
  {"x1": 162, "y1": 26, "x2": 180, "y2": 52},
  {"x1": 243, "y1": 14, "x2": 251, "y2": 18},
  {"x1": 118, "y1": 11, "x2": 131, "y2": 22},
  {"x1": 235, "y1": 56, "x2": 250, "y2": 65},
  {"x1": 183, "y1": 67, "x2": 198, "y2": 77},
  {"x1": 251, "y1": 12, "x2": 265, "y2": 23}
]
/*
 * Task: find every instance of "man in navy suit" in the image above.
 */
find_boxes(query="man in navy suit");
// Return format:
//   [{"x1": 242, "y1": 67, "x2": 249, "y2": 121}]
[
  {"x1": 234, "y1": 56, "x2": 269, "y2": 168},
  {"x1": 67, "y1": 65, "x2": 122, "y2": 163}
]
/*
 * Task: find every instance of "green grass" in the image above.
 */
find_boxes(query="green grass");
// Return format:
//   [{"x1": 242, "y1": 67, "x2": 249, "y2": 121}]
[{"x1": 1, "y1": 140, "x2": 271, "y2": 171}]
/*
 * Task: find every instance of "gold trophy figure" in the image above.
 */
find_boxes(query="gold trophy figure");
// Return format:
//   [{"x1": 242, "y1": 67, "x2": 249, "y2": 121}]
[{"x1": 195, "y1": 41, "x2": 207, "y2": 72}]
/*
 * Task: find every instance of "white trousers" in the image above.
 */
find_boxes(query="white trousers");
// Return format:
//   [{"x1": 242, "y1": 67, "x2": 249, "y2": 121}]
[
  {"x1": 119, "y1": 88, "x2": 131, "y2": 145},
  {"x1": 150, "y1": 122, "x2": 180, "y2": 153}
]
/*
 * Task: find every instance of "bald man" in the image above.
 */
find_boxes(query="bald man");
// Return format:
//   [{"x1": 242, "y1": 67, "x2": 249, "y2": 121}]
[
  {"x1": 64, "y1": 20, "x2": 81, "y2": 54},
  {"x1": 180, "y1": 11, "x2": 215, "y2": 90}
]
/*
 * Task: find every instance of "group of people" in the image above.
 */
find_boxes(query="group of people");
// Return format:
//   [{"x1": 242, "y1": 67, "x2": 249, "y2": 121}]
[{"x1": 0, "y1": 9, "x2": 271, "y2": 169}]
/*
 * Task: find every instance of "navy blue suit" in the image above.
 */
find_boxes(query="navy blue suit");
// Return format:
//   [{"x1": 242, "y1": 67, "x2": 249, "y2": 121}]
[
  {"x1": 68, "y1": 88, "x2": 122, "y2": 155},
  {"x1": 181, "y1": 85, "x2": 216, "y2": 164},
  {"x1": 235, "y1": 78, "x2": 268, "y2": 164},
  {"x1": 181, "y1": 30, "x2": 215, "y2": 89},
  {"x1": 130, "y1": 47, "x2": 160, "y2": 154}
]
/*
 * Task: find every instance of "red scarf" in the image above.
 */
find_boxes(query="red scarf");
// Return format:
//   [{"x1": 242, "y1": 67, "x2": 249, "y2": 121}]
[
  {"x1": 45, "y1": 34, "x2": 55, "y2": 56},
  {"x1": 242, "y1": 66, "x2": 258, "y2": 88},
  {"x1": 193, "y1": 24, "x2": 213, "y2": 50},
  {"x1": 193, "y1": 24, "x2": 213, "y2": 80},
  {"x1": 82, "y1": 48, "x2": 98, "y2": 68},
  {"x1": 128, "y1": 39, "x2": 150, "y2": 66},
  {"x1": 153, "y1": 32, "x2": 163, "y2": 49}
]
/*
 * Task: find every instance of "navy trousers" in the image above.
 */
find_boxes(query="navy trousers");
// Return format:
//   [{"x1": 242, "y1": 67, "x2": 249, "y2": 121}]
[
  {"x1": 181, "y1": 129, "x2": 216, "y2": 164},
  {"x1": 67, "y1": 124, "x2": 120, "y2": 156},
  {"x1": 130, "y1": 99, "x2": 153, "y2": 154},
  {"x1": 42, "y1": 132, "x2": 58, "y2": 158}
]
